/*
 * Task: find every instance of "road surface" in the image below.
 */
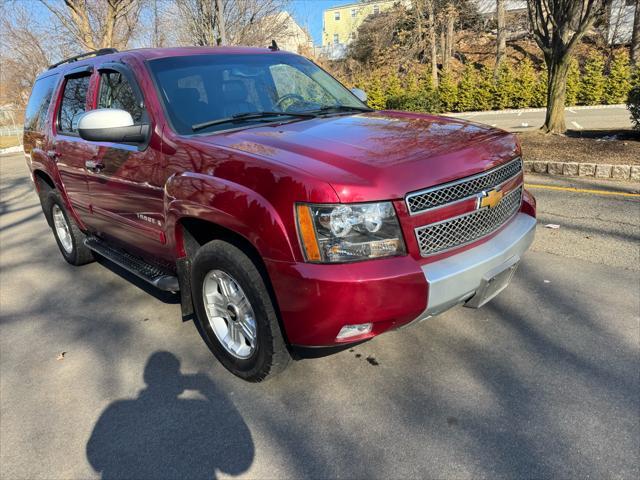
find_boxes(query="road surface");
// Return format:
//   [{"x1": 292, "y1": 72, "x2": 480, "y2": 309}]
[
  {"x1": 1, "y1": 153, "x2": 638, "y2": 479},
  {"x1": 450, "y1": 105, "x2": 632, "y2": 132}
]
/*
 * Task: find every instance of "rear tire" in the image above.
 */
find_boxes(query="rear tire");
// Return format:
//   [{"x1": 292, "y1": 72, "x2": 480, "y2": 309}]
[
  {"x1": 191, "y1": 240, "x2": 290, "y2": 382},
  {"x1": 46, "y1": 190, "x2": 94, "y2": 266}
]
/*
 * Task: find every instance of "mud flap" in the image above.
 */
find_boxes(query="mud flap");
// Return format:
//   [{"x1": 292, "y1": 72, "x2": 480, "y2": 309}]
[{"x1": 177, "y1": 257, "x2": 194, "y2": 321}]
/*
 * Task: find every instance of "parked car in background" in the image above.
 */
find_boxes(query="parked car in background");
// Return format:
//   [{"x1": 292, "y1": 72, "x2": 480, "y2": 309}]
[{"x1": 23, "y1": 46, "x2": 536, "y2": 381}]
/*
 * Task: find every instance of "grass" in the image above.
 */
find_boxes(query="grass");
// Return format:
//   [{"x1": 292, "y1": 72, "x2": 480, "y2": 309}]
[{"x1": 518, "y1": 129, "x2": 640, "y2": 165}]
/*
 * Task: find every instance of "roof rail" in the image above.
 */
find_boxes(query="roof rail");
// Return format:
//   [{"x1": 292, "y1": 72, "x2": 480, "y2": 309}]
[{"x1": 48, "y1": 48, "x2": 118, "y2": 70}]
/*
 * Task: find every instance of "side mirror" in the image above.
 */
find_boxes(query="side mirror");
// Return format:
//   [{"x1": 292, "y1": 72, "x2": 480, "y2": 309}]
[
  {"x1": 78, "y1": 109, "x2": 149, "y2": 143},
  {"x1": 351, "y1": 88, "x2": 368, "y2": 103}
]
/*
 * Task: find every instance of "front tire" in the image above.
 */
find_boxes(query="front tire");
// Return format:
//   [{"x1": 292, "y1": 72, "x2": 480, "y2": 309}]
[
  {"x1": 191, "y1": 240, "x2": 290, "y2": 382},
  {"x1": 47, "y1": 190, "x2": 94, "y2": 266}
]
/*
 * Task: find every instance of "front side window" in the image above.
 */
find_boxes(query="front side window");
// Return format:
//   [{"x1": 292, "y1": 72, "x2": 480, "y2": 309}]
[
  {"x1": 149, "y1": 54, "x2": 366, "y2": 135},
  {"x1": 24, "y1": 74, "x2": 59, "y2": 132},
  {"x1": 58, "y1": 75, "x2": 90, "y2": 134},
  {"x1": 97, "y1": 71, "x2": 144, "y2": 123}
]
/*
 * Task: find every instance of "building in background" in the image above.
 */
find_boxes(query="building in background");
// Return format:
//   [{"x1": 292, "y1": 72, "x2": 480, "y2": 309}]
[
  {"x1": 259, "y1": 11, "x2": 313, "y2": 53},
  {"x1": 320, "y1": 0, "x2": 410, "y2": 59}
]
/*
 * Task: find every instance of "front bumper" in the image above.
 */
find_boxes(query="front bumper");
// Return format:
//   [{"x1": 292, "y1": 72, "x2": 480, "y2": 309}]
[
  {"x1": 407, "y1": 212, "x2": 536, "y2": 326},
  {"x1": 266, "y1": 211, "x2": 536, "y2": 347}
]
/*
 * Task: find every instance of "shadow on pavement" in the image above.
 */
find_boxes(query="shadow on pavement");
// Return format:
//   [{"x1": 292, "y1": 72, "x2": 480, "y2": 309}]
[{"x1": 86, "y1": 351, "x2": 254, "y2": 480}]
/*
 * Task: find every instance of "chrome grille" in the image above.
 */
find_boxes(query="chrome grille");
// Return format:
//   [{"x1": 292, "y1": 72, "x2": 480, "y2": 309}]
[
  {"x1": 406, "y1": 158, "x2": 522, "y2": 214},
  {"x1": 416, "y1": 186, "x2": 523, "y2": 256}
]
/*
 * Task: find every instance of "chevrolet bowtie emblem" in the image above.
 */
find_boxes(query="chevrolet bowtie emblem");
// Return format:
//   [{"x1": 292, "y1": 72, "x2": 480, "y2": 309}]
[{"x1": 478, "y1": 188, "x2": 503, "y2": 209}]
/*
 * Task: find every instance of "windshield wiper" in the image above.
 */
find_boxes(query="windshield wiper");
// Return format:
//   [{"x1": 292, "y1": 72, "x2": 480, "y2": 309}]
[
  {"x1": 192, "y1": 111, "x2": 317, "y2": 132},
  {"x1": 314, "y1": 105, "x2": 374, "y2": 114}
]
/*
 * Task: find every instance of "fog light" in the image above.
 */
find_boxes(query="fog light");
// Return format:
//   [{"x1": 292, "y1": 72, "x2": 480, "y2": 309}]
[{"x1": 336, "y1": 323, "x2": 373, "y2": 340}]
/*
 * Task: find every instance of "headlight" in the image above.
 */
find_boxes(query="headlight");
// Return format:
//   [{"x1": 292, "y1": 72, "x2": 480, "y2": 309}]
[{"x1": 295, "y1": 202, "x2": 406, "y2": 263}]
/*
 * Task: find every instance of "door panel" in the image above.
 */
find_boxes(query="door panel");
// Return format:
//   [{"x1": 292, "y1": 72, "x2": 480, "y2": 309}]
[
  {"x1": 54, "y1": 73, "x2": 95, "y2": 225},
  {"x1": 85, "y1": 65, "x2": 171, "y2": 261}
]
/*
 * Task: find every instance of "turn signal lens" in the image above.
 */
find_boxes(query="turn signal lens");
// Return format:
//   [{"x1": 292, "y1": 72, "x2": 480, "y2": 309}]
[{"x1": 296, "y1": 204, "x2": 321, "y2": 262}]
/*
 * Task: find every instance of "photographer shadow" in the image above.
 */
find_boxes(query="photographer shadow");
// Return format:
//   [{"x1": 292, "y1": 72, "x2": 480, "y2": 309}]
[{"x1": 86, "y1": 352, "x2": 254, "y2": 480}]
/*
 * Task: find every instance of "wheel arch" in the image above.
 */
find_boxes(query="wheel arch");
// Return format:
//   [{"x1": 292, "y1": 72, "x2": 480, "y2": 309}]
[
  {"x1": 32, "y1": 169, "x2": 56, "y2": 191},
  {"x1": 176, "y1": 216, "x2": 291, "y2": 346}
]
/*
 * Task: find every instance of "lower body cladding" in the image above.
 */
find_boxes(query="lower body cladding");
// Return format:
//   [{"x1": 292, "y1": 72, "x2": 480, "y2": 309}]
[{"x1": 265, "y1": 212, "x2": 537, "y2": 348}]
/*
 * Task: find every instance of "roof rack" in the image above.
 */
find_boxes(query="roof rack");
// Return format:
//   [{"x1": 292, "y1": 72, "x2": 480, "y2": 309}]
[{"x1": 48, "y1": 48, "x2": 118, "y2": 70}]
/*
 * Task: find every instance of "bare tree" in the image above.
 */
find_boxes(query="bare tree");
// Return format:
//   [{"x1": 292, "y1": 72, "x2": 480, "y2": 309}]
[
  {"x1": 527, "y1": 0, "x2": 611, "y2": 134},
  {"x1": 38, "y1": 0, "x2": 143, "y2": 51},
  {"x1": 174, "y1": 0, "x2": 289, "y2": 47},
  {"x1": 632, "y1": 0, "x2": 639, "y2": 67},
  {"x1": 175, "y1": 0, "x2": 216, "y2": 46},
  {"x1": 496, "y1": 0, "x2": 506, "y2": 74},
  {"x1": 0, "y1": 3, "x2": 74, "y2": 107}
]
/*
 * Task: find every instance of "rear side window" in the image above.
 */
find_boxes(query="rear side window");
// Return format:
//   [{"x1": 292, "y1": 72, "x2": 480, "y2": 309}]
[
  {"x1": 24, "y1": 74, "x2": 59, "y2": 132},
  {"x1": 97, "y1": 71, "x2": 144, "y2": 123},
  {"x1": 58, "y1": 75, "x2": 91, "y2": 134}
]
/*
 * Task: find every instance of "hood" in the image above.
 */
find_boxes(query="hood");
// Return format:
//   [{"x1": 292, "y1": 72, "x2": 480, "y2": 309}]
[{"x1": 196, "y1": 111, "x2": 519, "y2": 202}]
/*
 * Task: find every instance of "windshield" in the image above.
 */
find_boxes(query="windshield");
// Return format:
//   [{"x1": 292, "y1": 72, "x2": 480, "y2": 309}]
[{"x1": 148, "y1": 54, "x2": 367, "y2": 134}]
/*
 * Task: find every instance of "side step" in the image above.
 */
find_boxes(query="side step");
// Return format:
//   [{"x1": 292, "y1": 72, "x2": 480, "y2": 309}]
[{"x1": 84, "y1": 236, "x2": 180, "y2": 292}]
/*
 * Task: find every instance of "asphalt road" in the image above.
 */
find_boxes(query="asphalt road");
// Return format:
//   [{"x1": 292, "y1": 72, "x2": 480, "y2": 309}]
[
  {"x1": 1, "y1": 153, "x2": 639, "y2": 479},
  {"x1": 450, "y1": 105, "x2": 633, "y2": 132}
]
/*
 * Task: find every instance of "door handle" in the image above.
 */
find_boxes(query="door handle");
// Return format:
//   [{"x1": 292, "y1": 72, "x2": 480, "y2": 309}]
[{"x1": 85, "y1": 160, "x2": 104, "y2": 172}]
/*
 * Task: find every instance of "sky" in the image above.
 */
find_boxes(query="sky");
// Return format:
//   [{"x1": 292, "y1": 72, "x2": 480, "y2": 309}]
[{"x1": 290, "y1": 0, "x2": 359, "y2": 45}]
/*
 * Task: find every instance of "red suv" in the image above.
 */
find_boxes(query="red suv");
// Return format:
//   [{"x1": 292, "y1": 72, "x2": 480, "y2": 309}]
[{"x1": 23, "y1": 47, "x2": 536, "y2": 381}]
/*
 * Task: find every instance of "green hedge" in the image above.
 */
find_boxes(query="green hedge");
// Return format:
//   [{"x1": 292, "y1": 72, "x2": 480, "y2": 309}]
[{"x1": 353, "y1": 53, "x2": 635, "y2": 114}]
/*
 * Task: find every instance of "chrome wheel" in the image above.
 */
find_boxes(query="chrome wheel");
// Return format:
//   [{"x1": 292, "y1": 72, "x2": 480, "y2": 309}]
[
  {"x1": 52, "y1": 204, "x2": 73, "y2": 254},
  {"x1": 202, "y1": 269, "x2": 257, "y2": 359}
]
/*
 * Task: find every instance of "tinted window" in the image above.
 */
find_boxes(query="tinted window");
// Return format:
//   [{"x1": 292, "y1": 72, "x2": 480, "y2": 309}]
[
  {"x1": 58, "y1": 75, "x2": 91, "y2": 134},
  {"x1": 24, "y1": 74, "x2": 59, "y2": 132},
  {"x1": 149, "y1": 54, "x2": 364, "y2": 135},
  {"x1": 98, "y1": 71, "x2": 144, "y2": 123}
]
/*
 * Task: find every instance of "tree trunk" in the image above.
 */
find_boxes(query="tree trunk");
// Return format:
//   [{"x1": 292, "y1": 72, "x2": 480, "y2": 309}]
[
  {"x1": 445, "y1": 13, "x2": 455, "y2": 66},
  {"x1": 426, "y1": 0, "x2": 438, "y2": 86},
  {"x1": 543, "y1": 57, "x2": 571, "y2": 133},
  {"x1": 440, "y1": 24, "x2": 449, "y2": 72},
  {"x1": 215, "y1": 0, "x2": 227, "y2": 45},
  {"x1": 632, "y1": 0, "x2": 640, "y2": 67},
  {"x1": 495, "y1": 0, "x2": 506, "y2": 75}
]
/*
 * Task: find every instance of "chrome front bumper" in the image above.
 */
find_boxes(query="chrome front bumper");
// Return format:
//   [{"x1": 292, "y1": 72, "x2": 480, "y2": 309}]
[{"x1": 410, "y1": 213, "x2": 536, "y2": 324}]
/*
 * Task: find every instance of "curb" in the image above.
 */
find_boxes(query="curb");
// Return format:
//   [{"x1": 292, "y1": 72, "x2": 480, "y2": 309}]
[{"x1": 523, "y1": 161, "x2": 640, "y2": 182}]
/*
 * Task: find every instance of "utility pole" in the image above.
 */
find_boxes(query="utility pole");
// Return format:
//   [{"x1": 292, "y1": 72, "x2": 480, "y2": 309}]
[{"x1": 215, "y1": 0, "x2": 227, "y2": 45}]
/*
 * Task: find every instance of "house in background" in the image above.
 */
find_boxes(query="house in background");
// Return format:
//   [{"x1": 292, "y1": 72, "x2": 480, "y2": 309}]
[
  {"x1": 265, "y1": 12, "x2": 314, "y2": 54},
  {"x1": 320, "y1": 0, "x2": 411, "y2": 59}
]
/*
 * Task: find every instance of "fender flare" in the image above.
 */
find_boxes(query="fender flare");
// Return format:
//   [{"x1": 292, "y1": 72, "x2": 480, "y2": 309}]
[
  {"x1": 164, "y1": 172, "x2": 297, "y2": 263},
  {"x1": 30, "y1": 152, "x2": 86, "y2": 229}
]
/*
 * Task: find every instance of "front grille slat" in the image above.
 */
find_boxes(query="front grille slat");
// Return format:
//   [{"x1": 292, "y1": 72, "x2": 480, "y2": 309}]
[
  {"x1": 415, "y1": 186, "x2": 523, "y2": 256},
  {"x1": 406, "y1": 158, "x2": 522, "y2": 214}
]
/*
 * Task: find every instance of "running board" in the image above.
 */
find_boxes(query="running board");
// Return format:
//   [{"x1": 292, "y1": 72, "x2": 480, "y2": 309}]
[{"x1": 84, "y1": 237, "x2": 179, "y2": 292}]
